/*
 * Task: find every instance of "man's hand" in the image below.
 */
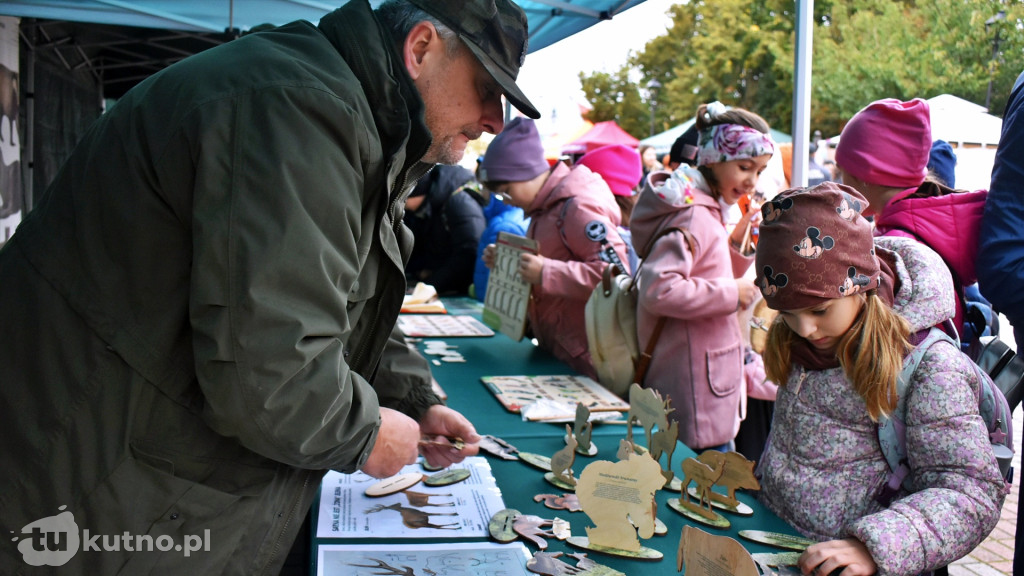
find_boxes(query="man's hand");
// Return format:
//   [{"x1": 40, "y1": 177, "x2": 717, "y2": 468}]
[
  {"x1": 361, "y1": 408, "x2": 420, "y2": 479},
  {"x1": 798, "y1": 538, "x2": 877, "y2": 576},
  {"x1": 418, "y1": 405, "x2": 481, "y2": 469}
]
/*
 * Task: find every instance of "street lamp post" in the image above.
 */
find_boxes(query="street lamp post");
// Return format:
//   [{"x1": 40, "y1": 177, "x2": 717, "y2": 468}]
[
  {"x1": 647, "y1": 79, "x2": 662, "y2": 137},
  {"x1": 985, "y1": 9, "x2": 1007, "y2": 112}
]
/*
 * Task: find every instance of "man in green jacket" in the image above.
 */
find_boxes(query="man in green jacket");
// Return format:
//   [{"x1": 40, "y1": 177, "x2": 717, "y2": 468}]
[{"x1": 0, "y1": 0, "x2": 539, "y2": 573}]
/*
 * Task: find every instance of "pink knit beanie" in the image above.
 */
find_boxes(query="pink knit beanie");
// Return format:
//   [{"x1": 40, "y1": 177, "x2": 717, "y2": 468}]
[
  {"x1": 576, "y1": 144, "x2": 643, "y2": 197},
  {"x1": 835, "y1": 98, "x2": 931, "y2": 188},
  {"x1": 479, "y1": 117, "x2": 551, "y2": 183}
]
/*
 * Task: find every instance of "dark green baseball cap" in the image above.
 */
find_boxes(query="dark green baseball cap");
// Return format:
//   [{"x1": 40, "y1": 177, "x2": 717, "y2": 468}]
[{"x1": 408, "y1": 0, "x2": 540, "y2": 119}]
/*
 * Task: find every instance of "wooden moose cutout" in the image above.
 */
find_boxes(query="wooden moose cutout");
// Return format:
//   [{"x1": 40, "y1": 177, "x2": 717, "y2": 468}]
[{"x1": 626, "y1": 383, "x2": 673, "y2": 450}]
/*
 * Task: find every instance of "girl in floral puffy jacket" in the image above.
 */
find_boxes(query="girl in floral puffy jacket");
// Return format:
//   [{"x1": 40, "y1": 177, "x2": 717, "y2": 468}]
[
  {"x1": 754, "y1": 183, "x2": 1007, "y2": 576},
  {"x1": 631, "y1": 102, "x2": 775, "y2": 452}
]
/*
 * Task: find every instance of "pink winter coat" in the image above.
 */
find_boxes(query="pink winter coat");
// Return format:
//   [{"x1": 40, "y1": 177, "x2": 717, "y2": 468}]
[
  {"x1": 873, "y1": 180, "x2": 986, "y2": 332},
  {"x1": 526, "y1": 162, "x2": 629, "y2": 379},
  {"x1": 631, "y1": 167, "x2": 754, "y2": 450}
]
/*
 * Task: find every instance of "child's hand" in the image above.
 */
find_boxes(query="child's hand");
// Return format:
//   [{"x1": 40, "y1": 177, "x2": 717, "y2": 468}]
[
  {"x1": 798, "y1": 538, "x2": 876, "y2": 576},
  {"x1": 482, "y1": 244, "x2": 497, "y2": 269},
  {"x1": 736, "y1": 278, "x2": 759, "y2": 310},
  {"x1": 519, "y1": 253, "x2": 544, "y2": 284}
]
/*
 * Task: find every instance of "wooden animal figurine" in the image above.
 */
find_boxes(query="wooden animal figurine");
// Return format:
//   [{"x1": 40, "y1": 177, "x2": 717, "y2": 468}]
[
  {"x1": 616, "y1": 438, "x2": 646, "y2": 461},
  {"x1": 697, "y1": 451, "x2": 760, "y2": 507},
  {"x1": 571, "y1": 451, "x2": 664, "y2": 557},
  {"x1": 649, "y1": 419, "x2": 679, "y2": 486},
  {"x1": 513, "y1": 513, "x2": 570, "y2": 550},
  {"x1": 677, "y1": 525, "x2": 759, "y2": 576},
  {"x1": 626, "y1": 383, "x2": 672, "y2": 449},
  {"x1": 364, "y1": 502, "x2": 461, "y2": 530},
  {"x1": 573, "y1": 402, "x2": 596, "y2": 456},
  {"x1": 546, "y1": 424, "x2": 578, "y2": 489},
  {"x1": 534, "y1": 493, "x2": 582, "y2": 512},
  {"x1": 679, "y1": 456, "x2": 725, "y2": 519},
  {"x1": 526, "y1": 552, "x2": 581, "y2": 576},
  {"x1": 526, "y1": 551, "x2": 624, "y2": 576},
  {"x1": 401, "y1": 490, "x2": 454, "y2": 507}
]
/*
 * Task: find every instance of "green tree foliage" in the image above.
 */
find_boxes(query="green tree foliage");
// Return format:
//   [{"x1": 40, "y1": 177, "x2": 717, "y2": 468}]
[
  {"x1": 578, "y1": 69, "x2": 652, "y2": 136},
  {"x1": 581, "y1": 0, "x2": 1024, "y2": 139}
]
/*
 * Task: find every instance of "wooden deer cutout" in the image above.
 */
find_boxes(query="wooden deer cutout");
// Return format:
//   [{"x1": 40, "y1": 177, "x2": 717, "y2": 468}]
[
  {"x1": 649, "y1": 419, "x2": 679, "y2": 485},
  {"x1": 679, "y1": 456, "x2": 725, "y2": 519}
]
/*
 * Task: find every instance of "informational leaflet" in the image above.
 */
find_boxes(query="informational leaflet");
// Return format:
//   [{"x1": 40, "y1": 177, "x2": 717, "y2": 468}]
[
  {"x1": 315, "y1": 457, "x2": 504, "y2": 539},
  {"x1": 482, "y1": 232, "x2": 538, "y2": 341}
]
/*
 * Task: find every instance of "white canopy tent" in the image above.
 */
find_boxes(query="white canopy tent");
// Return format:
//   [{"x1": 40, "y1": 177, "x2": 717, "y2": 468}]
[{"x1": 928, "y1": 93, "x2": 1001, "y2": 191}]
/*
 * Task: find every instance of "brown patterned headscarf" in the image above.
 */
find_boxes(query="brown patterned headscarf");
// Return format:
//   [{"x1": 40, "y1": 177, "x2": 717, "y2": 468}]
[{"x1": 756, "y1": 182, "x2": 881, "y2": 311}]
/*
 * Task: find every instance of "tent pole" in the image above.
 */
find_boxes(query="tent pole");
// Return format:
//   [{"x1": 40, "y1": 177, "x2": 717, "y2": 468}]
[
  {"x1": 24, "y1": 19, "x2": 35, "y2": 213},
  {"x1": 791, "y1": 0, "x2": 813, "y2": 188}
]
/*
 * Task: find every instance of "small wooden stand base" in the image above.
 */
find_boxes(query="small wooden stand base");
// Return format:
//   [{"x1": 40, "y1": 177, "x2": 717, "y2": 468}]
[
  {"x1": 686, "y1": 487, "x2": 754, "y2": 516},
  {"x1": 519, "y1": 452, "x2": 553, "y2": 472},
  {"x1": 543, "y1": 472, "x2": 577, "y2": 492},
  {"x1": 667, "y1": 498, "x2": 730, "y2": 529},
  {"x1": 565, "y1": 536, "x2": 663, "y2": 561},
  {"x1": 663, "y1": 476, "x2": 683, "y2": 492}
]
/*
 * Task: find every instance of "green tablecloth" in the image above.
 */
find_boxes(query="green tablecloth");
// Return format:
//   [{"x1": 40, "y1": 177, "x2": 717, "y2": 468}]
[{"x1": 308, "y1": 297, "x2": 802, "y2": 574}]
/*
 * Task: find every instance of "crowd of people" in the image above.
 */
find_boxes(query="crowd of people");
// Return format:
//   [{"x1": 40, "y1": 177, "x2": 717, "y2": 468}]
[{"x1": 0, "y1": 0, "x2": 1018, "y2": 574}]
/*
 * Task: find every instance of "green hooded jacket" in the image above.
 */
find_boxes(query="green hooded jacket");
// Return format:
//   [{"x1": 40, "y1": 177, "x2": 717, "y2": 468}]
[{"x1": 0, "y1": 1, "x2": 440, "y2": 573}]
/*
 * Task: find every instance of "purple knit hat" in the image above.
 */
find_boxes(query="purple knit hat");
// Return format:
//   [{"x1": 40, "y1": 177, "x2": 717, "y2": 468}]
[
  {"x1": 479, "y1": 117, "x2": 550, "y2": 183},
  {"x1": 755, "y1": 182, "x2": 880, "y2": 311}
]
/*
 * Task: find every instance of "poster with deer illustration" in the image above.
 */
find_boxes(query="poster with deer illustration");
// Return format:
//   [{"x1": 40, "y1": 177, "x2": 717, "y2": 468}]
[{"x1": 315, "y1": 457, "x2": 505, "y2": 539}]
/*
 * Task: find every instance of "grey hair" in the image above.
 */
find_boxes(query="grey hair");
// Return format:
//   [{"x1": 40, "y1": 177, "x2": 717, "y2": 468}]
[{"x1": 376, "y1": 1, "x2": 462, "y2": 59}]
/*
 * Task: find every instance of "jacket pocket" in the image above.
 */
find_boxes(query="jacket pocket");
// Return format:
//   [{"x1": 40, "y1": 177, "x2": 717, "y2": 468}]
[
  {"x1": 76, "y1": 444, "x2": 247, "y2": 574},
  {"x1": 707, "y1": 343, "x2": 742, "y2": 397}
]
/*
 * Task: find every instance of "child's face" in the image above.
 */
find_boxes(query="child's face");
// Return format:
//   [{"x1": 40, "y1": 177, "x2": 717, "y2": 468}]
[
  {"x1": 708, "y1": 154, "x2": 772, "y2": 205},
  {"x1": 488, "y1": 180, "x2": 538, "y2": 210},
  {"x1": 777, "y1": 294, "x2": 864, "y2": 352}
]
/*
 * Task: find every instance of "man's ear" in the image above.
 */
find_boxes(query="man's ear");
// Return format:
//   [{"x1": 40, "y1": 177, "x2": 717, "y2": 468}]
[{"x1": 403, "y1": 21, "x2": 440, "y2": 81}]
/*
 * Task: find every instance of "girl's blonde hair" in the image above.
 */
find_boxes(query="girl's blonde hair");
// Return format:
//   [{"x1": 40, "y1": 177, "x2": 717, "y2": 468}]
[
  {"x1": 763, "y1": 291, "x2": 912, "y2": 421},
  {"x1": 694, "y1": 103, "x2": 771, "y2": 197}
]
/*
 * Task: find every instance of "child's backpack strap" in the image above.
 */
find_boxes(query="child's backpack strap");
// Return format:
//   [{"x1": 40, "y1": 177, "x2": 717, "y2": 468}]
[{"x1": 876, "y1": 326, "x2": 1015, "y2": 507}]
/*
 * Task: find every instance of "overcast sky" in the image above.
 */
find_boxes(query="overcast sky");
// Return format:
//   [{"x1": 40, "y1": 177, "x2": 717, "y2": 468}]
[{"x1": 517, "y1": 0, "x2": 677, "y2": 104}]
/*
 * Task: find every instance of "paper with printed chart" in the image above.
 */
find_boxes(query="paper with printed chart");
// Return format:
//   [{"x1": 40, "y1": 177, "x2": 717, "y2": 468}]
[
  {"x1": 317, "y1": 542, "x2": 532, "y2": 576},
  {"x1": 315, "y1": 457, "x2": 504, "y2": 539},
  {"x1": 482, "y1": 232, "x2": 538, "y2": 341}
]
